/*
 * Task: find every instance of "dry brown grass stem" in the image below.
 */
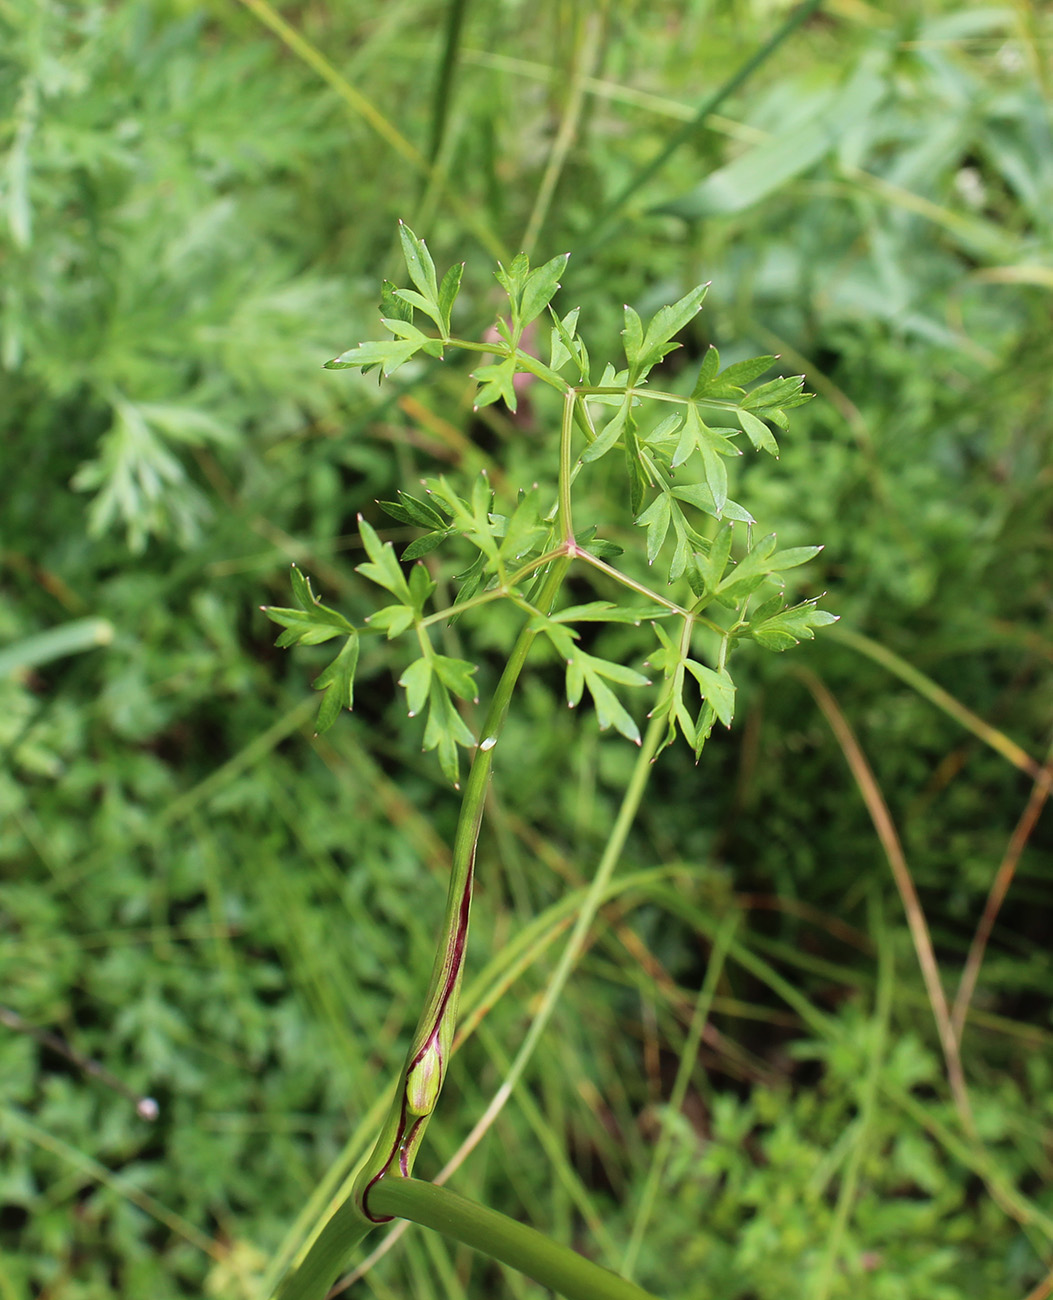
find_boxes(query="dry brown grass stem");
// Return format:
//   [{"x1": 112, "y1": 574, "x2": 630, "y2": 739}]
[
  {"x1": 798, "y1": 670, "x2": 975, "y2": 1137},
  {"x1": 951, "y1": 736, "x2": 1053, "y2": 1045}
]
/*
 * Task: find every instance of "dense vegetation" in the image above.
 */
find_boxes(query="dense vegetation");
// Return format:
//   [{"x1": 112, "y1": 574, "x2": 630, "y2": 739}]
[{"x1": 2, "y1": 2, "x2": 1051, "y2": 1298}]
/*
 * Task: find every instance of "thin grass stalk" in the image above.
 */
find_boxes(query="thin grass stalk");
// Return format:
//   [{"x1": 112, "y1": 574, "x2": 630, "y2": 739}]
[
  {"x1": 951, "y1": 735, "x2": 1053, "y2": 1043},
  {"x1": 644, "y1": 881, "x2": 1053, "y2": 1240},
  {"x1": 798, "y1": 670, "x2": 975, "y2": 1134},
  {"x1": 429, "y1": 0, "x2": 471, "y2": 164},
  {"x1": 520, "y1": 9, "x2": 604, "y2": 256},
  {"x1": 1023, "y1": 1263, "x2": 1053, "y2": 1300},
  {"x1": 235, "y1": 0, "x2": 507, "y2": 262},
  {"x1": 813, "y1": 891, "x2": 893, "y2": 1300},
  {"x1": 1, "y1": 1107, "x2": 218, "y2": 1258},
  {"x1": 578, "y1": 0, "x2": 824, "y2": 253},
  {"x1": 621, "y1": 909, "x2": 739, "y2": 1278},
  {"x1": 829, "y1": 625, "x2": 1044, "y2": 780}
]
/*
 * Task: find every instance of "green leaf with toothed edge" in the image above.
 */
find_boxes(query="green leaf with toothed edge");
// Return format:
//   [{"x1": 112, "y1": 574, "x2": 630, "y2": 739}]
[
  {"x1": 311, "y1": 633, "x2": 360, "y2": 733},
  {"x1": 264, "y1": 608, "x2": 345, "y2": 648},
  {"x1": 398, "y1": 221, "x2": 440, "y2": 306},
  {"x1": 671, "y1": 409, "x2": 741, "y2": 513},
  {"x1": 473, "y1": 355, "x2": 519, "y2": 412},
  {"x1": 549, "y1": 305, "x2": 588, "y2": 379},
  {"x1": 367, "y1": 604, "x2": 415, "y2": 639},
  {"x1": 324, "y1": 337, "x2": 422, "y2": 376},
  {"x1": 382, "y1": 317, "x2": 444, "y2": 357},
  {"x1": 747, "y1": 596, "x2": 839, "y2": 651},
  {"x1": 684, "y1": 660, "x2": 736, "y2": 729},
  {"x1": 690, "y1": 521, "x2": 735, "y2": 597},
  {"x1": 401, "y1": 531, "x2": 450, "y2": 560},
  {"x1": 741, "y1": 374, "x2": 811, "y2": 411},
  {"x1": 393, "y1": 289, "x2": 446, "y2": 334},
  {"x1": 636, "y1": 493, "x2": 671, "y2": 566},
  {"x1": 492, "y1": 490, "x2": 548, "y2": 565},
  {"x1": 356, "y1": 517, "x2": 413, "y2": 603},
  {"x1": 693, "y1": 352, "x2": 776, "y2": 400},
  {"x1": 408, "y1": 562, "x2": 436, "y2": 614},
  {"x1": 692, "y1": 699, "x2": 718, "y2": 758},
  {"x1": 584, "y1": 675, "x2": 642, "y2": 744},
  {"x1": 736, "y1": 408, "x2": 780, "y2": 456},
  {"x1": 622, "y1": 303, "x2": 643, "y2": 372},
  {"x1": 262, "y1": 566, "x2": 354, "y2": 648},
  {"x1": 433, "y1": 654, "x2": 479, "y2": 703},
  {"x1": 646, "y1": 623, "x2": 698, "y2": 753},
  {"x1": 494, "y1": 251, "x2": 530, "y2": 308},
  {"x1": 438, "y1": 261, "x2": 464, "y2": 335},
  {"x1": 519, "y1": 253, "x2": 570, "y2": 330},
  {"x1": 718, "y1": 536, "x2": 824, "y2": 602},
  {"x1": 631, "y1": 283, "x2": 709, "y2": 382},
  {"x1": 423, "y1": 679, "x2": 476, "y2": 786},
  {"x1": 379, "y1": 491, "x2": 450, "y2": 531},
  {"x1": 399, "y1": 657, "x2": 432, "y2": 717},
  {"x1": 581, "y1": 396, "x2": 632, "y2": 463},
  {"x1": 380, "y1": 278, "x2": 413, "y2": 324},
  {"x1": 671, "y1": 482, "x2": 754, "y2": 524}
]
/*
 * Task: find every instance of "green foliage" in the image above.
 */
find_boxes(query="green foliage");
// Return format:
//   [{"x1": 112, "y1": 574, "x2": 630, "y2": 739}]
[
  {"x1": 2, "y1": 3, "x2": 1051, "y2": 1299},
  {"x1": 266, "y1": 228, "x2": 832, "y2": 785}
]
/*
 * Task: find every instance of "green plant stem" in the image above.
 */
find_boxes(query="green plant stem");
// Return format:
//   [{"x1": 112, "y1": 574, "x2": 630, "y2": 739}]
[
  {"x1": 412, "y1": 706, "x2": 669, "y2": 1191},
  {"x1": 353, "y1": 555, "x2": 570, "y2": 1211},
  {"x1": 368, "y1": 1178, "x2": 660, "y2": 1300},
  {"x1": 574, "y1": 547, "x2": 692, "y2": 617},
  {"x1": 559, "y1": 389, "x2": 576, "y2": 541},
  {"x1": 273, "y1": 1189, "x2": 375, "y2": 1300}
]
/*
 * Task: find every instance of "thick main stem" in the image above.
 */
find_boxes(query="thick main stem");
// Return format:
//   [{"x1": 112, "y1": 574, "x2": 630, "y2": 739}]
[
  {"x1": 369, "y1": 1178, "x2": 660, "y2": 1300},
  {"x1": 354, "y1": 555, "x2": 570, "y2": 1216}
]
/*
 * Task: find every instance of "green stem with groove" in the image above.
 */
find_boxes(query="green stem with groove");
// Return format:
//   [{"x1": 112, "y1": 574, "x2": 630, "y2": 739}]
[
  {"x1": 369, "y1": 1178, "x2": 660, "y2": 1300},
  {"x1": 422, "y1": 705, "x2": 671, "y2": 1195},
  {"x1": 352, "y1": 553, "x2": 571, "y2": 1216}
]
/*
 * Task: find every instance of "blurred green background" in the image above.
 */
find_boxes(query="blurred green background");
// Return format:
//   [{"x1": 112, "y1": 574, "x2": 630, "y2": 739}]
[{"x1": 2, "y1": 2, "x2": 1051, "y2": 1297}]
